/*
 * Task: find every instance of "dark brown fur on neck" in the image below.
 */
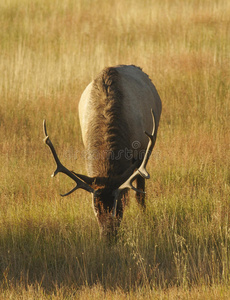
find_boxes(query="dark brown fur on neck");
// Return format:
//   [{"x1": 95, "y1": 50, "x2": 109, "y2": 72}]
[{"x1": 86, "y1": 67, "x2": 132, "y2": 179}]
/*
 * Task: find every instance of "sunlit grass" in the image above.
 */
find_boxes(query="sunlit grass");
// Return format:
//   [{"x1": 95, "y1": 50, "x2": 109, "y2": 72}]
[{"x1": 0, "y1": 0, "x2": 229, "y2": 298}]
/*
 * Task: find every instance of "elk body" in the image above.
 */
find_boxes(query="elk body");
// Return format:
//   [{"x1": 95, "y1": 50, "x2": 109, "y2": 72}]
[{"x1": 43, "y1": 65, "x2": 162, "y2": 239}]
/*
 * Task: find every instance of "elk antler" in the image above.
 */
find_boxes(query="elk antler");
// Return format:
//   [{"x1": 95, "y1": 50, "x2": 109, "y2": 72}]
[
  {"x1": 118, "y1": 109, "x2": 156, "y2": 192},
  {"x1": 43, "y1": 120, "x2": 94, "y2": 196},
  {"x1": 112, "y1": 109, "x2": 156, "y2": 216}
]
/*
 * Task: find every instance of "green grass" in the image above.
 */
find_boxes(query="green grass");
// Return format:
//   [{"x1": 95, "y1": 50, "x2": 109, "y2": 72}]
[{"x1": 0, "y1": 0, "x2": 230, "y2": 298}]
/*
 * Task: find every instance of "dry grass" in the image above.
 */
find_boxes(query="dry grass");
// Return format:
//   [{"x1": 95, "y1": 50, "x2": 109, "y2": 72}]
[{"x1": 0, "y1": 0, "x2": 230, "y2": 298}]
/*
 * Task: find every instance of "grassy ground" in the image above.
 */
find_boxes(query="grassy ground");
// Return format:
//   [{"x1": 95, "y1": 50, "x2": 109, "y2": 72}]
[{"x1": 0, "y1": 0, "x2": 229, "y2": 298}]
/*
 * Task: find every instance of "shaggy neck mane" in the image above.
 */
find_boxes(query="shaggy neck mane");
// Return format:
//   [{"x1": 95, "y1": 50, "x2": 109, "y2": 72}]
[{"x1": 86, "y1": 67, "x2": 131, "y2": 178}]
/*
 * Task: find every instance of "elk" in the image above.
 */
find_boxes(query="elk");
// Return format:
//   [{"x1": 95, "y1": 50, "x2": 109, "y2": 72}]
[{"x1": 43, "y1": 65, "x2": 162, "y2": 239}]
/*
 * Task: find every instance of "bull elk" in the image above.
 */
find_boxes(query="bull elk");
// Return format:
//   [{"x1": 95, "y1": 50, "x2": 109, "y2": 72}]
[{"x1": 43, "y1": 65, "x2": 162, "y2": 239}]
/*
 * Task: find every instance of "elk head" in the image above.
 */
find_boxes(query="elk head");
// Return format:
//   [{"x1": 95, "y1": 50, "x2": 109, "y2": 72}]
[{"x1": 43, "y1": 110, "x2": 156, "y2": 239}]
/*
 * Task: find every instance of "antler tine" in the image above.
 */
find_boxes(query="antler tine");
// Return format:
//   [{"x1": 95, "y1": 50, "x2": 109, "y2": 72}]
[
  {"x1": 137, "y1": 109, "x2": 156, "y2": 179},
  {"x1": 43, "y1": 120, "x2": 94, "y2": 195},
  {"x1": 60, "y1": 185, "x2": 79, "y2": 197},
  {"x1": 43, "y1": 120, "x2": 63, "y2": 177},
  {"x1": 43, "y1": 119, "x2": 48, "y2": 137},
  {"x1": 116, "y1": 171, "x2": 146, "y2": 194}
]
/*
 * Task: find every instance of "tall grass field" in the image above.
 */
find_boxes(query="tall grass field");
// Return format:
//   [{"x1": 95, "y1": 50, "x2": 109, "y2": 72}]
[{"x1": 0, "y1": 0, "x2": 229, "y2": 298}]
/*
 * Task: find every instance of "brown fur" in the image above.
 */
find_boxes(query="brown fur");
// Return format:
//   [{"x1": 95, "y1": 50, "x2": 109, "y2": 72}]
[{"x1": 85, "y1": 67, "x2": 132, "y2": 181}]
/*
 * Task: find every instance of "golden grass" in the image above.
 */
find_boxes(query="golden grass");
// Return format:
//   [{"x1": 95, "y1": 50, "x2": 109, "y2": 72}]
[
  {"x1": 1, "y1": 284, "x2": 230, "y2": 300},
  {"x1": 0, "y1": 0, "x2": 230, "y2": 298}
]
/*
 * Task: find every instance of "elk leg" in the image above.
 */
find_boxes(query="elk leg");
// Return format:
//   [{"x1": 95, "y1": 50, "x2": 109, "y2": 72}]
[{"x1": 136, "y1": 175, "x2": 146, "y2": 209}]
